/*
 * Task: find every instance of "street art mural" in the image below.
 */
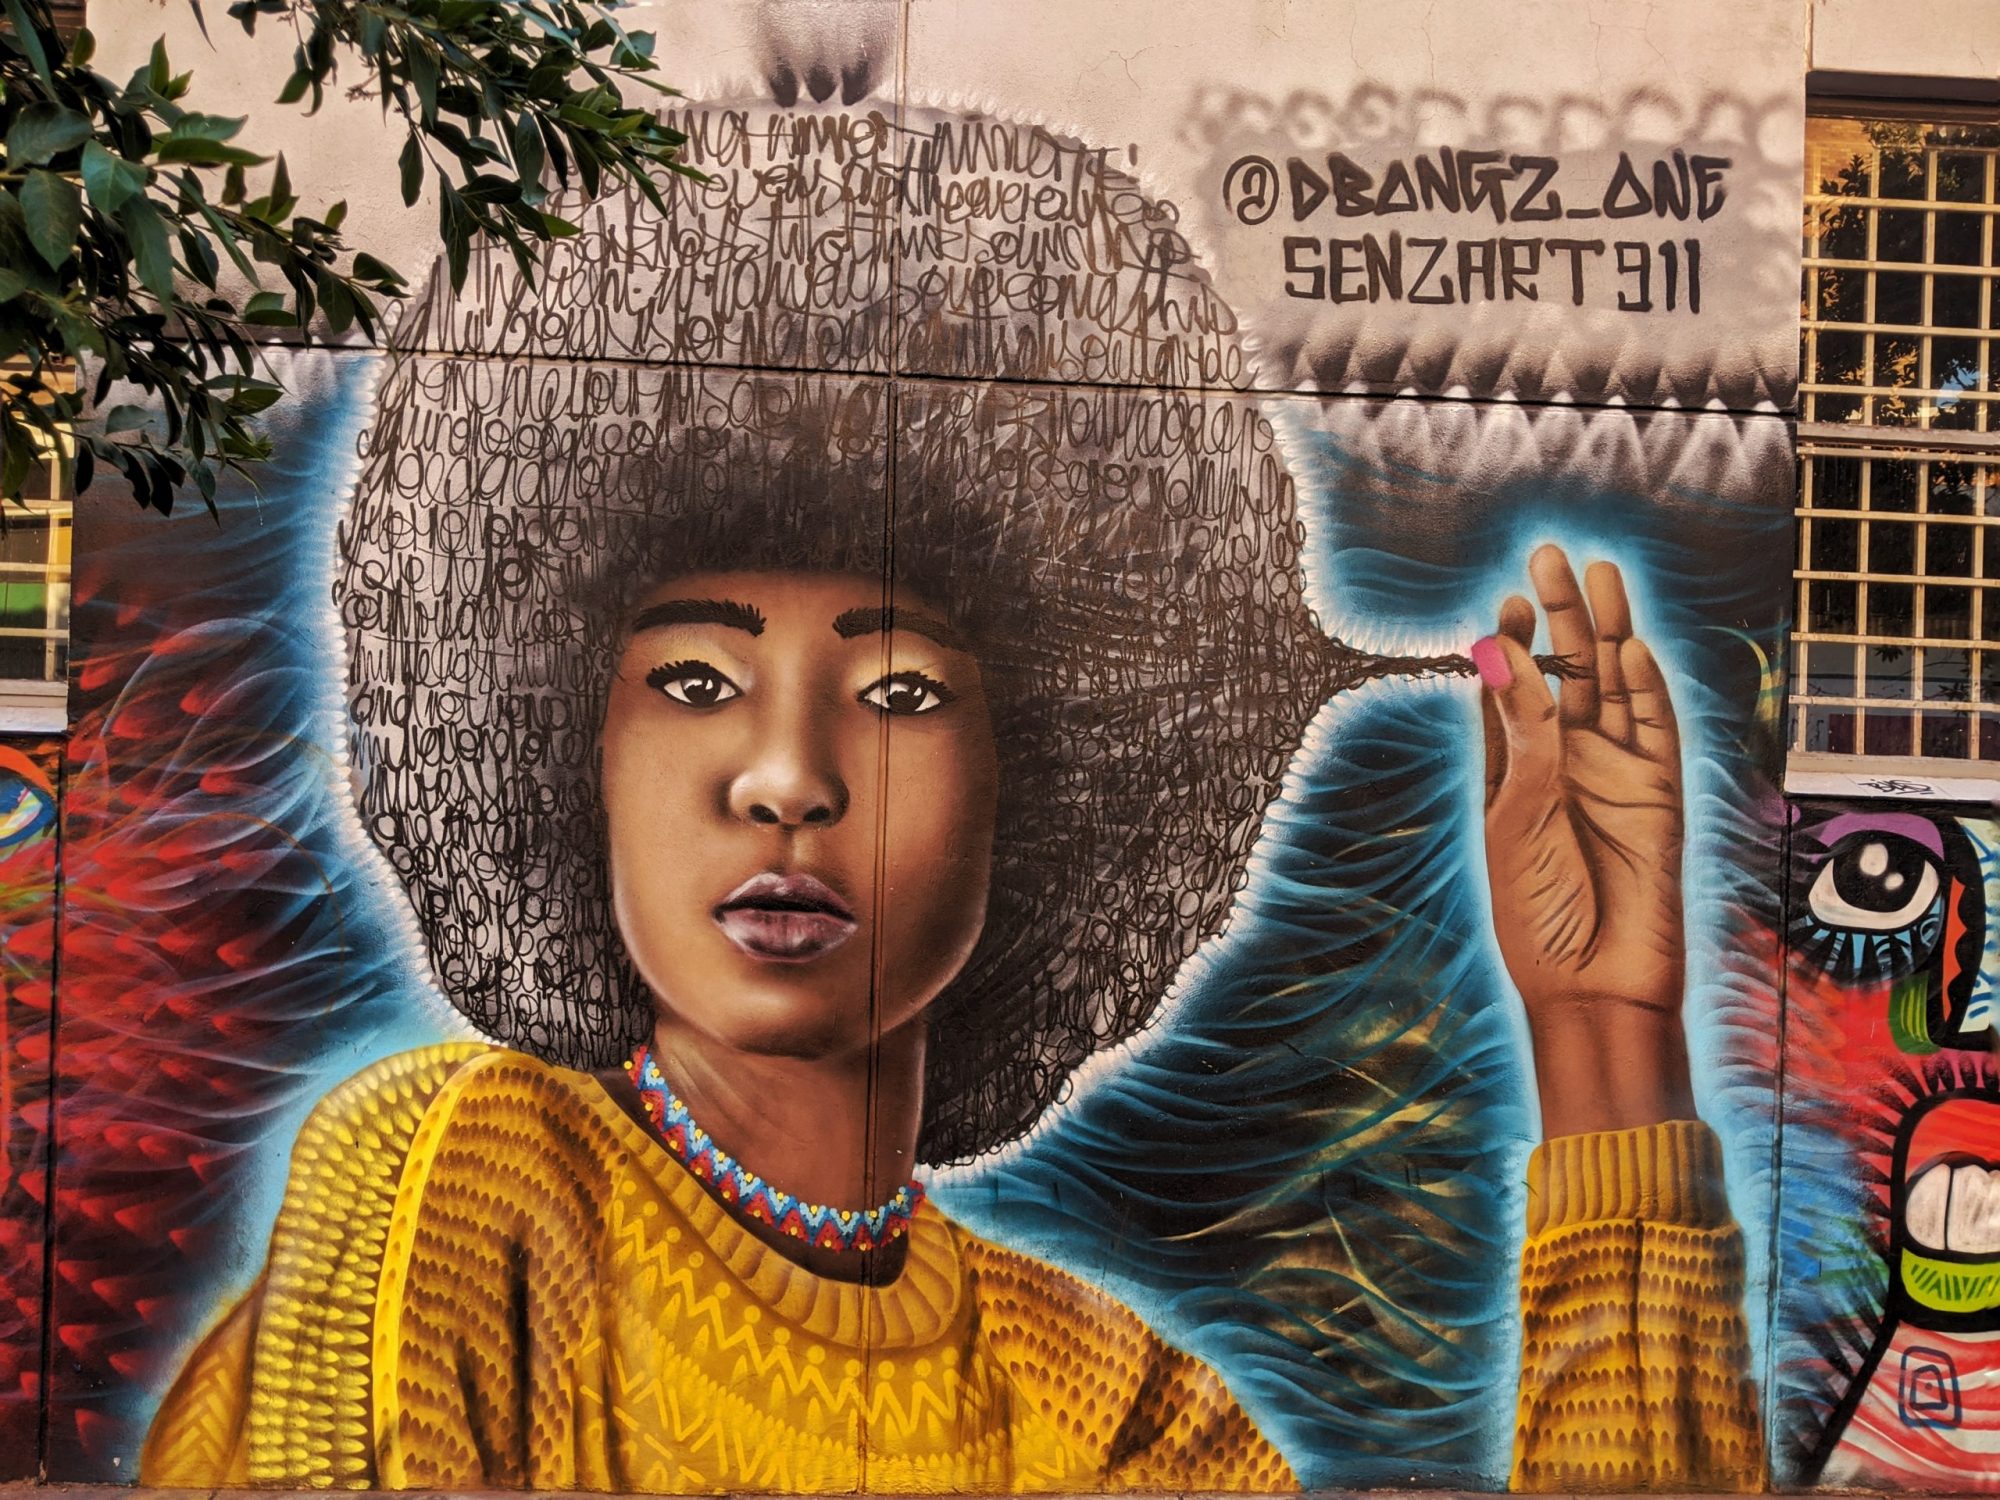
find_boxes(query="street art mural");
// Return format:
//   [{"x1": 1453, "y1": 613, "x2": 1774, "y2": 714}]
[
  {"x1": 34, "y1": 1, "x2": 1815, "y2": 1491},
  {"x1": 0, "y1": 740, "x2": 59, "y2": 1481},
  {"x1": 1770, "y1": 801, "x2": 2000, "y2": 1490}
]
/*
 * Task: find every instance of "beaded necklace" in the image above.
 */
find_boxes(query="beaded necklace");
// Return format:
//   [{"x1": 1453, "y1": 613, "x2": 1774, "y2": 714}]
[{"x1": 626, "y1": 1043, "x2": 925, "y2": 1253}]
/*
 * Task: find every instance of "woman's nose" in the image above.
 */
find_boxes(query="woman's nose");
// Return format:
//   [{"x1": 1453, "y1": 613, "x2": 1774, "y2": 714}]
[{"x1": 725, "y1": 724, "x2": 849, "y2": 829}]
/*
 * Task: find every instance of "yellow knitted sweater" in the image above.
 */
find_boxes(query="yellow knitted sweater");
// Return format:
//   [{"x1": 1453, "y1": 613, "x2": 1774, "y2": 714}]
[{"x1": 141, "y1": 1044, "x2": 1764, "y2": 1492}]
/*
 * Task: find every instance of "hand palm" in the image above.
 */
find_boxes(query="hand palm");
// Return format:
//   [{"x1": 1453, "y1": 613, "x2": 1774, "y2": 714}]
[{"x1": 1478, "y1": 546, "x2": 1690, "y2": 1137}]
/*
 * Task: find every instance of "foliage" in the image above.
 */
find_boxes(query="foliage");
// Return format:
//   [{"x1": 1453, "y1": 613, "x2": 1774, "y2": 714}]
[{"x1": 0, "y1": 0, "x2": 693, "y2": 512}]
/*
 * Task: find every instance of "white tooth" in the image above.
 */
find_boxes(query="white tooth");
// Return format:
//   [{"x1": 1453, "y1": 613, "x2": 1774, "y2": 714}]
[
  {"x1": 1907, "y1": 1165, "x2": 1951, "y2": 1249},
  {"x1": 1948, "y1": 1165, "x2": 2000, "y2": 1253}
]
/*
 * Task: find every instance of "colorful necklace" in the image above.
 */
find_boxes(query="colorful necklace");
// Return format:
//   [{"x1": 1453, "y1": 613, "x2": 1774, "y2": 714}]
[{"x1": 626, "y1": 1044, "x2": 925, "y2": 1253}]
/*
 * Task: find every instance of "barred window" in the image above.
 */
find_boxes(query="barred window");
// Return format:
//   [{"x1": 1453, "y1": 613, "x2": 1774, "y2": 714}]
[
  {"x1": 1795, "y1": 110, "x2": 2000, "y2": 760},
  {"x1": 0, "y1": 361, "x2": 74, "y2": 692}
]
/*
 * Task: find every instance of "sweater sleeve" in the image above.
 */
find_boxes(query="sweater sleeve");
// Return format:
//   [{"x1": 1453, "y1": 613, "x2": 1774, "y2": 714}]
[
  {"x1": 1510, "y1": 1119, "x2": 1765, "y2": 1492},
  {"x1": 138, "y1": 1043, "x2": 494, "y2": 1489}
]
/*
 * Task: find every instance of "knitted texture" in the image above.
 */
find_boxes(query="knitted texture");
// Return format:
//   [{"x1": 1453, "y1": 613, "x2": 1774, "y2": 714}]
[
  {"x1": 1512, "y1": 1119, "x2": 1766, "y2": 1491},
  {"x1": 144, "y1": 1052, "x2": 1762, "y2": 1492},
  {"x1": 142, "y1": 1048, "x2": 1292, "y2": 1492}
]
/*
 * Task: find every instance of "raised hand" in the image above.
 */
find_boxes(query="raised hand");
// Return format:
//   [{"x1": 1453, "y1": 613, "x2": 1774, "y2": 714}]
[{"x1": 1476, "y1": 544, "x2": 1694, "y2": 1140}]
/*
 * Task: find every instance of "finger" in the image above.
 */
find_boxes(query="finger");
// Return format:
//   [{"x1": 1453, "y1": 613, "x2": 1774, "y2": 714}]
[
  {"x1": 1481, "y1": 680, "x2": 1506, "y2": 805},
  {"x1": 1621, "y1": 636, "x2": 1681, "y2": 768},
  {"x1": 1586, "y1": 564, "x2": 1634, "y2": 744},
  {"x1": 1478, "y1": 633, "x2": 1561, "y2": 796},
  {"x1": 1484, "y1": 599, "x2": 1535, "y2": 804},
  {"x1": 1528, "y1": 544, "x2": 1597, "y2": 726}
]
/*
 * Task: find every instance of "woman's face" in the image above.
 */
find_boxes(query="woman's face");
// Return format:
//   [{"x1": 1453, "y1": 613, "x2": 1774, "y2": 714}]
[{"x1": 600, "y1": 571, "x2": 999, "y2": 1061}]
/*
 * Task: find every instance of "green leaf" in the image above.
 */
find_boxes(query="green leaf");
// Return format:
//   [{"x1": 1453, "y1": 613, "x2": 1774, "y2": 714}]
[
  {"x1": 20, "y1": 170, "x2": 80, "y2": 268},
  {"x1": 350, "y1": 252, "x2": 403, "y2": 285},
  {"x1": 408, "y1": 46, "x2": 438, "y2": 123},
  {"x1": 121, "y1": 196, "x2": 174, "y2": 303},
  {"x1": 268, "y1": 152, "x2": 294, "y2": 218},
  {"x1": 1, "y1": 0, "x2": 54, "y2": 84},
  {"x1": 398, "y1": 134, "x2": 422, "y2": 206},
  {"x1": 155, "y1": 137, "x2": 265, "y2": 167},
  {"x1": 5, "y1": 103, "x2": 92, "y2": 166},
  {"x1": 148, "y1": 37, "x2": 171, "y2": 93},
  {"x1": 537, "y1": 211, "x2": 578, "y2": 237},
  {"x1": 103, "y1": 404, "x2": 152, "y2": 433},
  {"x1": 163, "y1": 112, "x2": 246, "y2": 143},
  {"x1": 512, "y1": 112, "x2": 544, "y2": 187},
  {"x1": 80, "y1": 141, "x2": 148, "y2": 215},
  {"x1": 0, "y1": 269, "x2": 23, "y2": 303},
  {"x1": 276, "y1": 69, "x2": 309, "y2": 105},
  {"x1": 324, "y1": 198, "x2": 346, "y2": 230},
  {"x1": 242, "y1": 290, "x2": 294, "y2": 326},
  {"x1": 69, "y1": 25, "x2": 95, "y2": 64}
]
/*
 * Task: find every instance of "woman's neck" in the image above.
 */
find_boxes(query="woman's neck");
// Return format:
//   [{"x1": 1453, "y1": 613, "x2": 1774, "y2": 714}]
[{"x1": 648, "y1": 1014, "x2": 926, "y2": 1281}]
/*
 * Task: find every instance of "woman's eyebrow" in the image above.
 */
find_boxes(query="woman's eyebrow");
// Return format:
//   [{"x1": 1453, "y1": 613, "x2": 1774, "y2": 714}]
[
  {"x1": 629, "y1": 598, "x2": 766, "y2": 636},
  {"x1": 831, "y1": 605, "x2": 967, "y2": 653}
]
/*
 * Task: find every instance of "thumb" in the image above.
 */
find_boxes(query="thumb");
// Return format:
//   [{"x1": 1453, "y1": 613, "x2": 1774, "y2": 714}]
[{"x1": 1475, "y1": 634, "x2": 1560, "y2": 802}]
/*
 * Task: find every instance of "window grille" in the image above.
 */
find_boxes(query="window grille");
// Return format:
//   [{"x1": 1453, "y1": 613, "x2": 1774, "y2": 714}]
[
  {"x1": 1795, "y1": 110, "x2": 2000, "y2": 759},
  {"x1": 0, "y1": 361, "x2": 74, "y2": 688}
]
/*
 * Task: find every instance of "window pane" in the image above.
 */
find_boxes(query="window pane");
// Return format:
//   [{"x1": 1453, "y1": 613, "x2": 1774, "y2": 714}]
[
  {"x1": 1880, "y1": 148, "x2": 1927, "y2": 199},
  {"x1": 1802, "y1": 640, "x2": 1856, "y2": 697},
  {"x1": 1815, "y1": 329, "x2": 1866, "y2": 384},
  {"x1": 1877, "y1": 270, "x2": 1924, "y2": 326},
  {"x1": 1870, "y1": 581, "x2": 1916, "y2": 634},
  {"x1": 1811, "y1": 454, "x2": 1864, "y2": 506},
  {"x1": 1925, "y1": 646, "x2": 1973, "y2": 701},
  {"x1": 1879, "y1": 208, "x2": 1927, "y2": 260},
  {"x1": 1818, "y1": 266, "x2": 1868, "y2": 322},
  {"x1": 1923, "y1": 711, "x2": 1971, "y2": 757},
  {"x1": 1816, "y1": 203, "x2": 1868, "y2": 258},
  {"x1": 1937, "y1": 337, "x2": 1982, "y2": 393},
  {"x1": 1936, "y1": 274, "x2": 1981, "y2": 328},
  {"x1": 1928, "y1": 584, "x2": 1974, "y2": 638},
  {"x1": 1866, "y1": 644, "x2": 1913, "y2": 698},
  {"x1": 1809, "y1": 579, "x2": 1859, "y2": 634},
  {"x1": 1937, "y1": 211, "x2": 1983, "y2": 265},
  {"x1": 1927, "y1": 521, "x2": 1976, "y2": 578},
  {"x1": 1878, "y1": 334, "x2": 1922, "y2": 388},
  {"x1": 1812, "y1": 517, "x2": 1861, "y2": 570},
  {"x1": 1871, "y1": 520, "x2": 1916, "y2": 573},
  {"x1": 1865, "y1": 709, "x2": 1917, "y2": 754},
  {"x1": 1938, "y1": 153, "x2": 1987, "y2": 202},
  {"x1": 1874, "y1": 460, "x2": 1921, "y2": 511}
]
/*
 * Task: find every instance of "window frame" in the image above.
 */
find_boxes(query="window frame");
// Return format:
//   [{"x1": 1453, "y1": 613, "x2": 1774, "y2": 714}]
[{"x1": 1790, "y1": 99, "x2": 2000, "y2": 782}]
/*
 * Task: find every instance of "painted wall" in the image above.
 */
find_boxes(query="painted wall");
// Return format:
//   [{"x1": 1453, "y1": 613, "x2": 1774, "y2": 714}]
[
  {"x1": 0, "y1": 738, "x2": 60, "y2": 1483},
  {"x1": 17, "y1": 0, "x2": 1939, "y2": 1489}
]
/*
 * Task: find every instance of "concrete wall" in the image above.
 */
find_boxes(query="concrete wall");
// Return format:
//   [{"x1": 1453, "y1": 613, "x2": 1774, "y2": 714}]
[{"x1": 2, "y1": 0, "x2": 1994, "y2": 1490}]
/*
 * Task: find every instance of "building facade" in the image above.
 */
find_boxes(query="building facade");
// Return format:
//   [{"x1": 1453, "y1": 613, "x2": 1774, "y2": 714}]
[{"x1": 3, "y1": 0, "x2": 1999, "y2": 1490}]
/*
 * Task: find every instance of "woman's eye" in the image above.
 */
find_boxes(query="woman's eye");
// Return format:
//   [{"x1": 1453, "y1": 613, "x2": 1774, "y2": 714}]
[
  {"x1": 859, "y1": 671, "x2": 956, "y2": 716},
  {"x1": 645, "y1": 661, "x2": 741, "y2": 708},
  {"x1": 1807, "y1": 833, "x2": 1943, "y2": 931}
]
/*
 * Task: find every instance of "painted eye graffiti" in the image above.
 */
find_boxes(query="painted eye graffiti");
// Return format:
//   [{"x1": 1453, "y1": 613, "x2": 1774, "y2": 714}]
[
  {"x1": 646, "y1": 661, "x2": 742, "y2": 708},
  {"x1": 858, "y1": 671, "x2": 956, "y2": 716},
  {"x1": 1790, "y1": 810, "x2": 2000, "y2": 1055},
  {"x1": 1807, "y1": 836, "x2": 1943, "y2": 932},
  {"x1": 1789, "y1": 822, "x2": 1952, "y2": 992}
]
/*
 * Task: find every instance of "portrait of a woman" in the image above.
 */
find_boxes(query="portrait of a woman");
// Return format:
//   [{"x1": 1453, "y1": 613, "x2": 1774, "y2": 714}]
[{"x1": 139, "y1": 94, "x2": 1765, "y2": 1493}]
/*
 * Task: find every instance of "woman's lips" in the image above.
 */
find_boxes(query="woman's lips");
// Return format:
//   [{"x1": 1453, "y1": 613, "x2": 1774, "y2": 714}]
[{"x1": 714, "y1": 872, "x2": 857, "y2": 962}]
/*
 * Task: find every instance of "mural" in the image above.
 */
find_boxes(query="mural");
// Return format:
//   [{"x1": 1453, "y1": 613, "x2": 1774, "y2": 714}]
[
  {"x1": 37, "y1": 1, "x2": 1811, "y2": 1491},
  {"x1": 1770, "y1": 800, "x2": 2000, "y2": 1490},
  {"x1": 0, "y1": 740, "x2": 59, "y2": 1481}
]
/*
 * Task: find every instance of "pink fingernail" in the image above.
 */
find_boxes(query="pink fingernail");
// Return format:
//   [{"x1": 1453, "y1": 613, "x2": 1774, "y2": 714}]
[{"x1": 1470, "y1": 636, "x2": 1512, "y2": 690}]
